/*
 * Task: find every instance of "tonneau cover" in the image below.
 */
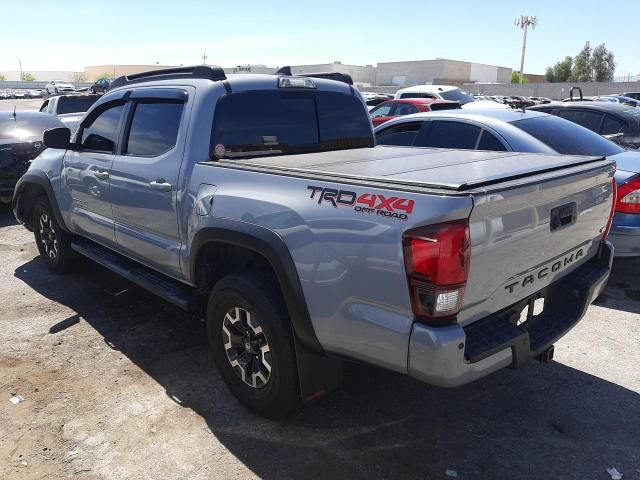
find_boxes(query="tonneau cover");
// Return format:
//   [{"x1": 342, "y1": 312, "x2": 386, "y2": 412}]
[{"x1": 219, "y1": 146, "x2": 606, "y2": 191}]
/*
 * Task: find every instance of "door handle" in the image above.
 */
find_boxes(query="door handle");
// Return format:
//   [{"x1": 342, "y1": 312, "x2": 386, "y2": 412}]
[
  {"x1": 149, "y1": 179, "x2": 172, "y2": 192},
  {"x1": 94, "y1": 170, "x2": 109, "y2": 180}
]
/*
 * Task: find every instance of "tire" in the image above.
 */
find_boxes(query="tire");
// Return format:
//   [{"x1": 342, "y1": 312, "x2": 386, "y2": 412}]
[
  {"x1": 207, "y1": 274, "x2": 300, "y2": 419},
  {"x1": 32, "y1": 198, "x2": 76, "y2": 273},
  {"x1": 90, "y1": 87, "x2": 95, "y2": 93},
  {"x1": 54, "y1": 88, "x2": 58, "y2": 94}
]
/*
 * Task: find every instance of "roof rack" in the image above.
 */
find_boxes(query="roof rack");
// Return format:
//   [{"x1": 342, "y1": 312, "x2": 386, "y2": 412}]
[
  {"x1": 110, "y1": 65, "x2": 227, "y2": 90},
  {"x1": 274, "y1": 66, "x2": 353, "y2": 86}
]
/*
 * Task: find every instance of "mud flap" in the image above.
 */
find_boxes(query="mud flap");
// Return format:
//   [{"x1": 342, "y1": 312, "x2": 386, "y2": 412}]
[{"x1": 292, "y1": 334, "x2": 343, "y2": 404}]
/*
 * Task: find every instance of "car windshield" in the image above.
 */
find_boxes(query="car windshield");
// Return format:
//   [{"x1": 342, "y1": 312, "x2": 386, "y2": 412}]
[
  {"x1": 512, "y1": 115, "x2": 624, "y2": 156},
  {"x1": 0, "y1": 115, "x2": 62, "y2": 140},
  {"x1": 439, "y1": 88, "x2": 475, "y2": 105},
  {"x1": 211, "y1": 90, "x2": 373, "y2": 159},
  {"x1": 57, "y1": 96, "x2": 99, "y2": 115}
]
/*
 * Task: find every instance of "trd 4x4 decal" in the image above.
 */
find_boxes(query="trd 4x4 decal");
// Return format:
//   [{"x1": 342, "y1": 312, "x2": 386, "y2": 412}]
[{"x1": 307, "y1": 186, "x2": 414, "y2": 220}]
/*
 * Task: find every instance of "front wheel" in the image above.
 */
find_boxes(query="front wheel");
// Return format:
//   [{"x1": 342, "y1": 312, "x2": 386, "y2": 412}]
[
  {"x1": 90, "y1": 87, "x2": 95, "y2": 93},
  {"x1": 207, "y1": 274, "x2": 300, "y2": 419},
  {"x1": 32, "y1": 199, "x2": 76, "y2": 273}
]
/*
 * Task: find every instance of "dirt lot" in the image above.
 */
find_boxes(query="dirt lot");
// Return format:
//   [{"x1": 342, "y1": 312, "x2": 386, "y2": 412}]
[{"x1": 0, "y1": 205, "x2": 639, "y2": 480}]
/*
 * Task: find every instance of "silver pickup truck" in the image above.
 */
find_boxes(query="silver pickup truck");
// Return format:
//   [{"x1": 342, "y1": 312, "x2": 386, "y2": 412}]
[{"x1": 12, "y1": 66, "x2": 615, "y2": 418}]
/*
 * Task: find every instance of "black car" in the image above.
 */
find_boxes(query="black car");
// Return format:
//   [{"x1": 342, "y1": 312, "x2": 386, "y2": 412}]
[
  {"x1": 89, "y1": 78, "x2": 113, "y2": 94},
  {"x1": 623, "y1": 92, "x2": 640, "y2": 101},
  {"x1": 529, "y1": 101, "x2": 640, "y2": 149},
  {"x1": 0, "y1": 111, "x2": 64, "y2": 204}
]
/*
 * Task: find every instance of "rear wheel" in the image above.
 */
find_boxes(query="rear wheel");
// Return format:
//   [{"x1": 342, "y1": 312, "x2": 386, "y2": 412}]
[
  {"x1": 32, "y1": 199, "x2": 76, "y2": 273},
  {"x1": 90, "y1": 87, "x2": 95, "y2": 93},
  {"x1": 207, "y1": 274, "x2": 299, "y2": 419}
]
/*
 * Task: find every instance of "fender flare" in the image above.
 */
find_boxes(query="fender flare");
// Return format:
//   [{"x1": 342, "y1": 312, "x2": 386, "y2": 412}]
[
  {"x1": 190, "y1": 220, "x2": 324, "y2": 354},
  {"x1": 12, "y1": 172, "x2": 69, "y2": 232}
]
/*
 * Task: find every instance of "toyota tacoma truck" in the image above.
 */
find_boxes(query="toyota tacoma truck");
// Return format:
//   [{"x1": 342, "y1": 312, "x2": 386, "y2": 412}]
[{"x1": 12, "y1": 66, "x2": 615, "y2": 418}]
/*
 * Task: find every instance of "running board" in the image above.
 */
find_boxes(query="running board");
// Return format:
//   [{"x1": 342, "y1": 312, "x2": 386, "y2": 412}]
[{"x1": 71, "y1": 240, "x2": 200, "y2": 312}]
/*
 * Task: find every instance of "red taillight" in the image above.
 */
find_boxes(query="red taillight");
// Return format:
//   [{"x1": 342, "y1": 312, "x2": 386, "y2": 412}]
[
  {"x1": 403, "y1": 220, "x2": 470, "y2": 321},
  {"x1": 615, "y1": 176, "x2": 640, "y2": 215}
]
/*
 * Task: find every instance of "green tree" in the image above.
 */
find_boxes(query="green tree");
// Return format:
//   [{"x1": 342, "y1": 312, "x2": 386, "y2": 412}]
[
  {"x1": 21, "y1": 72, "x2": 35, "y2": 81},
  {"x1": 571, "y1": 42, "x2": 592, "y2": 82},
  {"x1": 97, "y1": 72, "x2": 113, "y2": 80},
  {"x1": 544, "y1": 66, "x2": 555, "y2": 83},
  {"x1": 553, "y1": 56, "x2": 573, "y2": 82},
  {"x1": 511, "y1": 71, "x2": 528, "y2": 84},
  {"x1": 591, "y1": 43, "x2": 616, "y2": 82},
  {"x1": 0, "y1": 73, "x2": 5, "y2": 81}
]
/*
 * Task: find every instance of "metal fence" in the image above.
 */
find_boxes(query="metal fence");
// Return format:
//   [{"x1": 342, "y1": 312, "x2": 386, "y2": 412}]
[{"x1": 0, "y1": 81, "x2": 93, "y2": 90}]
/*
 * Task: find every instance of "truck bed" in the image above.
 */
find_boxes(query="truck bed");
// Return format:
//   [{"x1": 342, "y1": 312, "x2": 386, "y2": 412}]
[{"x1": 214, "y1": 146, "x2": 607, "y2": 192}]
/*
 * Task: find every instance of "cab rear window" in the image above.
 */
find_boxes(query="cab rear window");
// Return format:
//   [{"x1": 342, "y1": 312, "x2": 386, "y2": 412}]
[{"x1": 211, "y1": 90, "x2": 373, "y2": 159}]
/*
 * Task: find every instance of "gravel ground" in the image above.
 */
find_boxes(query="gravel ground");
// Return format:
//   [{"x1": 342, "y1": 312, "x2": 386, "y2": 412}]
[{"x1": 0, "y1": 205, "x2": 639, "y2": 480}]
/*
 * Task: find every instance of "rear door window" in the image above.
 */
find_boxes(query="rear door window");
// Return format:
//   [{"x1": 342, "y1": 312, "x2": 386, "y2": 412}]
[
  {"x1": 375, "y1": 122, "x2": 422, "y2": 146},
  {"x1": 124, "y1": 102, "x2": 184, "y2": 156},
  {"x1": 390, "y1": 103, "x2": 418, "y2": 116},
  {"x1": 370, "y1": 103, "x2": 393, "y2": 117},
  {"x1": 477, "y1": 130, "x2": 507, "y2": 151},
  {"x1": 558, "y1": 109, "x2": 604, "y2": 133},
  {"x1": 416, "y1": 120, "x2": 481, "y2": 149},
  {"x1": 601, "y1": 115, "x2": 625, "y2": 135}
]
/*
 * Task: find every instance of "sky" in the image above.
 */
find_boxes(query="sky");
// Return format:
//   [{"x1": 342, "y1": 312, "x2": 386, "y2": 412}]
[{"x1": 2, "y1": 0, "x2": 638, "y2": 77}]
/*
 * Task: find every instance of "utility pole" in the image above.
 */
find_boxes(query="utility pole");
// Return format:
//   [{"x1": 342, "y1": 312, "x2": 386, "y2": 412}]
[
  {"x1": 17, "y1": 57, "x2": 23, "y2": 81},
  {"x1": 201, "y1": 52, "x2": 208, "y2": 65},
  {"x1": 515, "y1": 15, "x2": 537, "y2": 84}
]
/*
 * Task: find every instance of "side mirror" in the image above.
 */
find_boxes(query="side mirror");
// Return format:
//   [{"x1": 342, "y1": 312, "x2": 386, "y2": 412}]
[{"x1": 43, "y1": 127, "x2": 71, "y2": 149}]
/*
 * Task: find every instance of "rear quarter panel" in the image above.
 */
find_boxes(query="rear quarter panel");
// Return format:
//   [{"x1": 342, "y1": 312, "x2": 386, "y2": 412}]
[{"x1": 184, "y1": 164, "x2": 473, "y2": 373}]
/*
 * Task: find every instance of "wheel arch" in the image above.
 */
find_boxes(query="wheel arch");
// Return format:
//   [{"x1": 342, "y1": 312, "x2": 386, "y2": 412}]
[
  {"x1": 191, "y1": 221, "x2": 323, "y2": 354},
  {"x1": 12, "y1": 172, "x2": 69, "y2": 232}
]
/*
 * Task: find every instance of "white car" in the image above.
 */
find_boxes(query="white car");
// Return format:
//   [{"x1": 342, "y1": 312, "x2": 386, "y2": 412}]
[
  {"x1": 394, "y1": 85, "x2": 509, "y2": 110},
  {"x1": 44, "y1": 80, "x2": 75, "y2": 95}
]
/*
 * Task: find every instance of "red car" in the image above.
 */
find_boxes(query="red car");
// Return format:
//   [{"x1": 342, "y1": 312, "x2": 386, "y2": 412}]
[{"x1": 369, "y1": 98, "x2": 460, "y2": 127}]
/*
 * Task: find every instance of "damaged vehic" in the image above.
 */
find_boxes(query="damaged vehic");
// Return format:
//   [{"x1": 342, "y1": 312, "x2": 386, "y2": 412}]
[{"x1": 12, "y1": 66, "x2": 615, "y2": 418}]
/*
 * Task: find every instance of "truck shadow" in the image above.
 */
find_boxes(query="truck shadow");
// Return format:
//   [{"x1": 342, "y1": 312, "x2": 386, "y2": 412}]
[
  {"x1": 0, "y1": 204, "x2": 18, "y2": 227},
  {"x1": 13, "y1": 257, "x2": 640, "y2": 480},
  {"x1": 593, "y1": 257, "x2": 640, "y2": 315}
]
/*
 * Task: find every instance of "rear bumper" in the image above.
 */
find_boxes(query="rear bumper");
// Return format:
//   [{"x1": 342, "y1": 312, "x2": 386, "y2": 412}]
[
  {"x1": 407, "y1": 241, "x2": 613, "y2": 387},
  {"x1": 609, "y1": 214, "x2": 640, "y2": 257}
]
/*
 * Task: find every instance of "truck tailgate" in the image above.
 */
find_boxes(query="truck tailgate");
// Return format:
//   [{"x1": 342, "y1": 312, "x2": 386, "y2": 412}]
[{"x1": 458, "y1": 159, "x2": 615, "y2": 326}]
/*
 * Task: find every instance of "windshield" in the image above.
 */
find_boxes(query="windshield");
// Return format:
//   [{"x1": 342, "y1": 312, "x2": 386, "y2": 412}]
[
  {"x1": 439, "y1": 88, "x2": 475, "y2": 105},
  {"x1": 57, "y1": 96, "x2": 99, "y2": 115},
  {"x1": 512, "y1": 115, "x2": 624, "y2": 156},
  {"x1": 0, "y1": 115, "x2": 62, "y2": 141},
  {"x1": 211, "y1": 90, "x2": 373, "y2": 159}
]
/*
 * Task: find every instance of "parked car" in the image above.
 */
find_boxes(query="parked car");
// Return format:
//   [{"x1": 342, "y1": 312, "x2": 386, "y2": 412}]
[
  {"x1": 622, "y1": 92, "x2": 640, "y2": 101},
  {"x1": 369, "y1": 98, "x2": 460, "y2": 126},
  {"x1": 375, "y1": 108, "x2": 639, "y2": 257},
  {"x1": 0, "y1": 90, "x2": 12, "y2": 100},
  {"x1": 12, "y1": 90, "x2": 27, "y2": 99},
  {"x1": 394, "y1": 85, "x2": 508, "y2": 109},
  {"x1": 528, "y1": 101, "x2": 640, "y2": 149},
  {"x1": 599, "y1": 95, "x2": 640, "y2": 107},
  {"x1": 12, "y1": 65, "x2": 614, "y2": 418},
  {"x1": 0, "y1": 111, "x2": 64, "y2": 203},
  {"x1": 44, "y1": 80, "x2": 75, "y2": 94},
  {"x1": 360, "y1": 92, "x2": 392, "y2": 110},
  {"x1": 27, "y1": 89, "x2": 44, "y2": 98},
  {"x1": 90, "y1": 78, "x2": 113, "y2": 94},
  {"x1": 39, "y1": 94, "x2": 100, "y2": 133}
]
